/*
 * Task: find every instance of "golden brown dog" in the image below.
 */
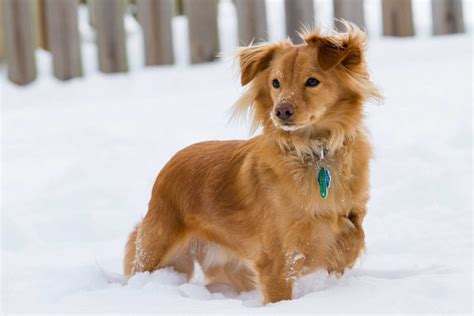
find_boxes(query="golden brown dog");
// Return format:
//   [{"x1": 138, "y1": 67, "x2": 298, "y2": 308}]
[{"x1": 124, "y1": 23, "x2": 381, "y2": 303}]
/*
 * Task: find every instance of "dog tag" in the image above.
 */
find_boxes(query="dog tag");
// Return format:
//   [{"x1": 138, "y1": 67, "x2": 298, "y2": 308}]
[{"x1": 317, "y1": 168, "x2": 331, "y2": 199}]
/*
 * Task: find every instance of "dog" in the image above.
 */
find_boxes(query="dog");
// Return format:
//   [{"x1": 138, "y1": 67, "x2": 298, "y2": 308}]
[{"x1": 123, "y1": 22, "x2": 381, "y2": 303}]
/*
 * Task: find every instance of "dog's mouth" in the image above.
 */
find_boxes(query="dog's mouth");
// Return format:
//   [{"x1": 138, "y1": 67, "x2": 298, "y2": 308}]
[
  {"x1": 270, "y1": 114, "x2": 310, "y2": 132},
  {"x1": 277, "y1": 123, "x2": 308, "y2": 132}
]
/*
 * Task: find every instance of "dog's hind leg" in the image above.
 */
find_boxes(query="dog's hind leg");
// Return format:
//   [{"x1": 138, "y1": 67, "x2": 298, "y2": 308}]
[
  {"x1": 123, "y1": 204, "x2": 186, "y2": 276},
  {"x1": 123, "y1": 223, "x2": 139, "y2": 275},
  {"x1": 163, "y1": 241, "x2": 195, "y2": 281}
]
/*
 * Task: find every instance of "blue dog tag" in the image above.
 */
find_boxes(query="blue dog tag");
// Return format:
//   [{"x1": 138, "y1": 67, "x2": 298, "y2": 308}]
[{"x1": 317, "y1": 168, "x2": 331, "y2": 199}]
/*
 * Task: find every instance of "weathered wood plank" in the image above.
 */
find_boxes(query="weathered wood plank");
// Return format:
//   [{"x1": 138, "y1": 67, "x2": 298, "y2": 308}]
[
  {"x1": 382, "y1": 0, "x2": 415, "y2": 36},
  {"x1": 174, "y1": 0, "x2": 184, "y2": 16},
  {"x1": 4, "y1": 0, "x2": 36, "y2": 85},
  {"x1": 92, "y1": 0, "x2": 128, "y2": 73},
  {"x1": 87, "y1": 0, "x2": 96, "y2": 28},
  {"x1": 0, "y1": 0, "x2": 4, "y2": 63},
  {"x1": 333, "y1": 0, "x2": 365, "y2": 30},
  {"x1": 137, "y1": 0, "x2": 173, "y2": 65},
  {"x1": 36, "y1": 0, "x2": 49, "y2": 50},
  {"x1": 46, "y1": 0, "x2": 82, "y2": 80},
  {"x1": 235, "y1": 0, "x2": 267, "y2": 45},
  {"x1": 285, "y1": 0, "x2": 314, "y2": 44},
  {"x1": 432, "y1": 0, "x2": 464, "y2": 35},
  {"x1": 184, "y1": 0, "x2": 219, "y2": 64}
]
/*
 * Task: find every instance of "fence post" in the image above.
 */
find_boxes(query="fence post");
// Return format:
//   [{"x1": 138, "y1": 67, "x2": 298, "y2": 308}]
[
  {"x1": 87, "y1": 0, "x2": 96, "y2": 28},
  {"x1": 333, "y1": 0, "x2": 365, "y2": 30},
  {"x1": 285, "y1": 0, "x2": 314, "y2": 44},
  {"x1": 36, "y1": 0, "x2": 49, "y2": 50},
  {"x1": 45, "y1": 0, "x2": 82, "y2": 80},
  {"x1": 235, "y1": 0, "x2": 267, "y2": 46},
  {"x1": 92, "y1": 0, "x2": 128, "y2": 73},
  {"x1": 136, "y1": 0, "x2": 173, "y2": 66},
  {"x1": 432, "y1": 0, "x2": 464, "y2": 35},
  {"x1": 184, "y1": 0, "x2": 219, "y2": 64},
  {"x1": 4, "y1": 0, "x2": 36, "y2": 85},
  {"x1": 0, "y1": 0, "x2": 4, "y2": 63},
  {"x1": 174, "y1": 0, "x2": 184, "y2": 16},
  {"x1": 382, "y1": 0, "x2": 414, "y2": 36}
]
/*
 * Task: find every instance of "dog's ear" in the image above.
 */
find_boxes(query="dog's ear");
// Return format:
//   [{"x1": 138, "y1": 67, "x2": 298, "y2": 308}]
[
  {"x1": 304, "y1": 25, "x2": 365, "y2": 71},
  {"x1": 238, "y1": 42, "x2": 287, "y2": 86},
  {"x1": 316, "y1": 38, "x2": 362, "y2": 71}
]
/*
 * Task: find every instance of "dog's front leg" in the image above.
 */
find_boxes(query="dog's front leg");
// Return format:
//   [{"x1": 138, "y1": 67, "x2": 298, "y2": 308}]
[{"x1": 255, "y1": 253, "x2": 293, "y2": 303}]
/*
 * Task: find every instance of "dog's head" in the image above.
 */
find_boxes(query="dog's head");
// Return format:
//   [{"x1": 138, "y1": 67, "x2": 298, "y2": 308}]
[{"x1": 234, "y1": 23, "x2": 381, "y2": 147}]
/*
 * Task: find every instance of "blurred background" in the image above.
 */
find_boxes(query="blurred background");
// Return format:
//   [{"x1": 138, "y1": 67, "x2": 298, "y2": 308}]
[
  {"x1": 0, "y1": 0, "x2": 472, "y2": 84},
  {"x1": 1, "y1": 0, "x2": 472, "y2": 314}
]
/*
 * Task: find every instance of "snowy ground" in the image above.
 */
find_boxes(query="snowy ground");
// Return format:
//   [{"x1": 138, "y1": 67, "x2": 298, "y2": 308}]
[{"x1": 1, "y1": 0, "x2": 473, "y2": 314}]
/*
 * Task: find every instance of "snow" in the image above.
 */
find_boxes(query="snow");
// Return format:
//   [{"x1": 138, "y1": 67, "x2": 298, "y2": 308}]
[{"x1": 1, "y1": 0, "x2": 472, "y2": 314}]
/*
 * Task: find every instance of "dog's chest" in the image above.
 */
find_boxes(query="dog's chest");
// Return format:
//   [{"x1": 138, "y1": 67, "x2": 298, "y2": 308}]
[{"x1": 284, "y1": 154, "x2": 353, "y2": 215}]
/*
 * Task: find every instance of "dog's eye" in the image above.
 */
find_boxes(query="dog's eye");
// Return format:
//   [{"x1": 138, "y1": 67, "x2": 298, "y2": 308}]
[
  {"x1": 305, "y1": 77, "x2": 320, "y2": 87},
  {"x1": 272, "y1": 79, "x2": 280, "y2": 89}
]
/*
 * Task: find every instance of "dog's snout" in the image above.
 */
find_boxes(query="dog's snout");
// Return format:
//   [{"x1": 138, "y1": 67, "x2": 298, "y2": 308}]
[{"x1": 275, "y1": 103, "x2": 294, "y2": 121}]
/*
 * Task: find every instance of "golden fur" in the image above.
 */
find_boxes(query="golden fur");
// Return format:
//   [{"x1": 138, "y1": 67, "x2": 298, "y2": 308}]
[{"x1": 124, "y1": 22, "x2": 382, "y2": 303}]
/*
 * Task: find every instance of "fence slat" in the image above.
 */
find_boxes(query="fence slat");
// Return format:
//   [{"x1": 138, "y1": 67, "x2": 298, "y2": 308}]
[
  {"x1": 184, "y1": 0, "x2": 219, "y2": 64},
  {"x1": 285, "y1": 0, "x2": 314, "y2": 44},
  {"x1": 432, "y1": 0, "x2": 464, "y2": 35},
  {"x1": 92, "y1": 0, "x2": 128, "y2": 73},
  {"x1": 333, "y1": 0, "x2": 365, "y2": 30},
  {"x1": 382, "y1": 0, "x2": 414, "y2": 36},
  {"x1": 0, "y1": 0, "x2": 4, "y2": 63},
  {"x1": 235, "y1": 0, "x2": 267, "y2": 46},
  {"x1": 4, "y1": 0, "x2": 36, "y2": 85},
  {"x1": 87, "y1": 0, "x2": 96, "y2": 28},
  {"x1": 137, "y1": 0, "x2": 173, "y2": 66},
  {"x1": 37, "y1": 0, "x2": 49, "y2": 50},
  {"x1": 174, "y1": 0, "x2": 184, "y2": 16},
  {"x1": 45, "y1": 0, "x2": 82, "y2": 80}
]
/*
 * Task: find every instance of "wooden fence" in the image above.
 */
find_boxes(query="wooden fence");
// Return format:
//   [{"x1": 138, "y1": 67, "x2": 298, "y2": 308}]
[{"x1": 0, "y1": 0, "x2": 466, "y2": 85}]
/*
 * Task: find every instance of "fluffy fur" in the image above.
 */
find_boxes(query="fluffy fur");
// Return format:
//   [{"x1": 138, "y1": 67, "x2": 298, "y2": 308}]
[{"x1": 124, "y1": 22, "x2": 382, "y2": 303}]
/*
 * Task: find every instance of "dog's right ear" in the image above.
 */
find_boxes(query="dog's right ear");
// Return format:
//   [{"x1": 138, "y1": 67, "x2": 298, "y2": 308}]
[
  {"x1": 303, "y1": 22, "x2": 366, "y2": 71},
  {"x1": 238, "y1": 42, "x2": 288, "y2": 86}
]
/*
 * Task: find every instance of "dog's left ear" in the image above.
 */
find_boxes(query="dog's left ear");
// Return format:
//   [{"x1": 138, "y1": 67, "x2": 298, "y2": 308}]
[
  {"x1": 238, "y1": 41, "x2": 289, "y2": 86},
  {"x1": 304, "y1": 27, "x2": 365, "y2": 71}
]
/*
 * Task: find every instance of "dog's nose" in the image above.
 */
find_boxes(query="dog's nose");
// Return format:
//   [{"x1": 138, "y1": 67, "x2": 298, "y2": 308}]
[{"x1": 275, "y1": 103, "x2": 294, "y2": 121}]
